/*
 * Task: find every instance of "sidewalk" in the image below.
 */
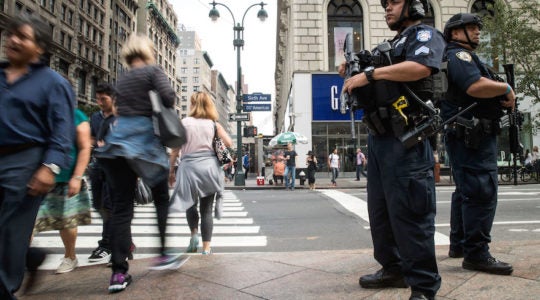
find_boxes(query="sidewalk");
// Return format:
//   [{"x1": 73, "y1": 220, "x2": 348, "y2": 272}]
[
  {"x1": 225, "y1": 173, "x2": 452, "y2": 190},
  {"x1": 17, "y1": 175, "x2": 539, "y2": 299},
  {"x1": 18, "y1": 240, "x2": 540, "y2": 299}
]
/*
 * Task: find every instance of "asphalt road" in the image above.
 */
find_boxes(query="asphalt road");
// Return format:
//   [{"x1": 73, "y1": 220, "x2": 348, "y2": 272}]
[{"x1": 236, "y1": 183, "x2": 540, "y2": 252}]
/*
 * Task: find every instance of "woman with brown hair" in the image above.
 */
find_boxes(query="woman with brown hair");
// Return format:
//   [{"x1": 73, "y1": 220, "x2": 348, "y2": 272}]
[{"x1": 169, "y1": 92, "x2": 232, "y2": 255}]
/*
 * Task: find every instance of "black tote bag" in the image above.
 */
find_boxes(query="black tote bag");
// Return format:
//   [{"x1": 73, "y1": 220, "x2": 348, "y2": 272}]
[{"x1": 149, "y1": 90, "x2": 187, "y2": 148}]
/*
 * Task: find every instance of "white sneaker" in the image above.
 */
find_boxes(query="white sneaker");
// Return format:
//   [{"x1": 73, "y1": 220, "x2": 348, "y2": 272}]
[{"x1": 56, "y1": 257, "x2": 78, "y2": 274}]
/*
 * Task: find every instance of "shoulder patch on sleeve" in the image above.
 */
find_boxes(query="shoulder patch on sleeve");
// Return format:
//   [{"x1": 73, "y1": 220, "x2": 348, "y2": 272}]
[
  {"x1": 456, "y1": 51, "x2": 472, "y2": 62},
  {"x1": 415, "y1": 45, "x2": 430, "y2": 56},
  {"x1": 416, "y1": 30, "x2": 432, "y2": 42}
]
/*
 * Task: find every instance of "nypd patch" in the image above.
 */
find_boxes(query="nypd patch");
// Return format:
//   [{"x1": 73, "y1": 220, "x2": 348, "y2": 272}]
[
  {"x1": 417, "y1": 30, "x2": 432, "y2": 42},
  {"x1": 456, "y1": 51, "x2": 472, "y2": 62}
]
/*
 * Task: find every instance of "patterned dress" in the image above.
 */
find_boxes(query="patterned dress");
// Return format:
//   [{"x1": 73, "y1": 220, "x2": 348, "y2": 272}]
[{"x1": 34, "y1": 109, "x2": 92, "y2": 232}]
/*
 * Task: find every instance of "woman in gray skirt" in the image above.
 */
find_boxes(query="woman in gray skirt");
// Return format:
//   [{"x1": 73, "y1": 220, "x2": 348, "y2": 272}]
[{"x1": 169, "y1": 92, "x2": 232, "y2": 255}]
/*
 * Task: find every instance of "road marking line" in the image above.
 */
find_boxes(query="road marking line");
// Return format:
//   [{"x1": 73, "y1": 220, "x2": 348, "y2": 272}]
[{"x1": 321, "y1": 190, "x2": 450, "y2": 245}]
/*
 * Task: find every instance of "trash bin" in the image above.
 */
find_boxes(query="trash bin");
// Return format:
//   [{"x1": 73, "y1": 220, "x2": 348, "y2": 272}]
[{"x1": 299, "y1": 170, "x2": 306, "y2": 186}]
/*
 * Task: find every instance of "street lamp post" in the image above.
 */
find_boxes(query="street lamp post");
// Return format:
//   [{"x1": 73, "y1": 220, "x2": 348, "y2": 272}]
[{"x1": 209, "y1": 1, "x2": 268, "y2": 186}]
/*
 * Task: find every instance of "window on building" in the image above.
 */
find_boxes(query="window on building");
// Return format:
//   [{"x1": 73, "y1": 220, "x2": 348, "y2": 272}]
[
  {"x1": 61, "y1": 4, "x2": 66, "y2": 21},
  {"x1": 67, "y1": 36, "x2": 72, "y2": 50},
  {"x1": 327, "y1": 0, "x2": 363, "y2": 71},
  {"x1": 59, "y1": 59, "x2": 69, "y2": 75},
  {"x1": 182, "y1": 86, "x2": 187, "y2": 92},
  {"x1": 181, "y1": 96, "x2": 187, "y2": 101},
  {"x1": 60, "y1": 31, "x2": 65, "y2": 46},
  {"x1": 78, "y1": 71, "x2": 87, "y2": 95},
  {"x1": 181, "y1": 105, "x2": 187, "y2": 111},
  {"x1": 49, "y1": 0, "x2": 55, "y2": 13},
  {"x1": 193, "y1": 86, "x2": 200, "y2": 92},
  {"x1": 193, "y1": 77, "x2": 199, "y2": 83},
  {"x1": 193, "y1": 67, "x2": 199, "y2": 74},
  {"x1": 40, "y1": 0, "x2": 46, "y2": 7},
  {"x1": 67, "y1": 10, "x2": 73, "y2": 25},
  {"x1": 15, "y1": 2, "x2": 23, "y2": 14},
  {"x1": 181, "y1": 67, "x2": 187, "y2": 74},
  {"x1": 181, "y1": 76, "x2": 188, "y2": 83},
  {"x1": 194, "y1": 58, "x2": 200, "y2": 64}
]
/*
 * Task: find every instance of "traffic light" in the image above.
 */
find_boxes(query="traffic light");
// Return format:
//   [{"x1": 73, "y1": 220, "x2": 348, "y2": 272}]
[{"x1": 243, "y1": 126, "x2": 258, "y2": 137}]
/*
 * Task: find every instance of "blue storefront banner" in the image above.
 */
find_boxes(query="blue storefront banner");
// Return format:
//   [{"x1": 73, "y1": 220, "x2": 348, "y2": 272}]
[{"x1": 311, "y1": 74, "x2": 363, "y2": 121}]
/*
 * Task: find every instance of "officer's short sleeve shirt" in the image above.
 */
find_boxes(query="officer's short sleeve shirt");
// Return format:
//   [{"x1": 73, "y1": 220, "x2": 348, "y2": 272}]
[
  {"x1": 446, "y1": 46, "x2": 482, "y2": 92},
  {"x1": 394, "y1": 24, "x2": 446, "y2": 72}
]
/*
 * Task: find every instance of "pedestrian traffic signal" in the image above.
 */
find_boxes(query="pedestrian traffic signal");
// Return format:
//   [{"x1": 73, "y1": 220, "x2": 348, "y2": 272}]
[{"x1": 243, "y1": 126, "x2": 258, "y2": 137}]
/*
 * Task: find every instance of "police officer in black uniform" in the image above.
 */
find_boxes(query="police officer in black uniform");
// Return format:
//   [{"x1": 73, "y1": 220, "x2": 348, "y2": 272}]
[
  {"x1": 341, "y1": 0, "x2": 444, "y2": 299},
  {"x1": 441, "y1": 13, "x2": 514, "y2": 275}
]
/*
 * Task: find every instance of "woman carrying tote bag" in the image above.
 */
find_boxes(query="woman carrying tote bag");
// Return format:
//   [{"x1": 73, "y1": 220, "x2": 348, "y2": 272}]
[{"x1": 94, "y1": 34, "x2": 181, "y2": 293}]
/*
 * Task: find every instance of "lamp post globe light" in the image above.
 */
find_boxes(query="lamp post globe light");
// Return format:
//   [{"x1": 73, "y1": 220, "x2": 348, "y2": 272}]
[{"x1": 208, "y1": 1, "x2": 268, "y2": 186}]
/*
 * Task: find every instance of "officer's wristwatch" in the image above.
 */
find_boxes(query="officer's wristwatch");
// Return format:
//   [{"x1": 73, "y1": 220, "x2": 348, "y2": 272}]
[
  {"x1": 43, "y1": 163, "x2": 61, "y2": 175},
  {"x1": 364, "y1": 66, "x2": 375, "y2": 83}
]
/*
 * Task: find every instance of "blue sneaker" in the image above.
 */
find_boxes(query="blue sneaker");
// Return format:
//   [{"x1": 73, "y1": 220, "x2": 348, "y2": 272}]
[
  {"x1": 186, "y1": 235, "x2": 199, "y2": 253},
  {"x1": 108, "y1": 272, "x2": 132, "y2": 293},
  {"x1": 149, "y1": 254, "x2": 190, "y2": 271}
]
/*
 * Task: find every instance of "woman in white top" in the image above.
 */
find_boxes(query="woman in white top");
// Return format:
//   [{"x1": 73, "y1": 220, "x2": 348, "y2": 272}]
[{"x1": 169, "y1": 92, "x2": 232, "y2": 255}]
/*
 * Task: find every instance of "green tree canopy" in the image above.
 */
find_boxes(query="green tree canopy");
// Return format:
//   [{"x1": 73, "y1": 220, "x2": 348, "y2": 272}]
[{"x1": 479, "y1": 0, "x2": 540, "y2": 129}]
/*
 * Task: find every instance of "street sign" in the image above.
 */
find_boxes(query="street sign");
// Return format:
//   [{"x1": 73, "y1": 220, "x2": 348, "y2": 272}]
[
  {"x1": 243, "y1": 103, "x2": 271, "y2": 112},
  {"x1": 243, "y1": 93, "x2": 271, "y2": 102},
  {"x1": 229, "y1": 113, "x2": 250, "y2": 122}
]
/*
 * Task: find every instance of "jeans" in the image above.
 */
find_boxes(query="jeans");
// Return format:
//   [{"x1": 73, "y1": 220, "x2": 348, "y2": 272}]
[
  {"x1": 101, "y1": 157, "x2": 170, "y2": 274},
  {"x1": 356, "y1": 164, "x2": 367, "y2": 180},
  {"x1": 0, "y1": 147, "x2": 46, "y2": 299},
  {"x1": 330, "y1": 167, "x2": 339, "y2": 184},
  {"x1": 284, "y1": 166, "x2": 296, "y2": 188},
  {"x1": 88, "y1": 160, "x2": 112, "y2": 250}
]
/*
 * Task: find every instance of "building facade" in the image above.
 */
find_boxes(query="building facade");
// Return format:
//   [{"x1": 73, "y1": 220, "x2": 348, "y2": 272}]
[
  {"x1": 0, "y1": 0, "x2": 180, "y2": 110},
  {"x1": 275, "y1": 0, "x2": 538, "y2": 172}
]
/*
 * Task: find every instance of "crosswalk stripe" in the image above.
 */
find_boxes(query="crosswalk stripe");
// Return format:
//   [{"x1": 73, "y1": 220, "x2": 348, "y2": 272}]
[
  {"x1": 320, "y1": 190, "x2": 450, "y2": 246},
  {"x1": 32, "y1": 190, "x2": 267, "y2": 270}
]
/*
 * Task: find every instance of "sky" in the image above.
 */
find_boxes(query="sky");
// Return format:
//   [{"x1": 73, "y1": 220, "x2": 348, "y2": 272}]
[{"x1": 170, "y1": 0, "x2": 277, "y2": 135}]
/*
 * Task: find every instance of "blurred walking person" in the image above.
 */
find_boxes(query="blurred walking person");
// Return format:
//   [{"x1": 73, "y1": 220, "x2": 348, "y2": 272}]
[
  {"x1": 33, "y1": 108, "x2": 92, "y2": 274},
  {"x1": 94, "y1": 34, "x2": 180, "y2": 294},
  {"x1": 0, "y1": 14, "x2": 75, "y2": 298},
  {"x1": 169, "y1": 92, "x2": 233, "y2": 255},
  {"x1": 328, "y1": 149, "x2": 340, "y2": 187},
  {"x1": 87, "y1": 83, "x2": 116, "y2": 264},
  {"x1": 306, "y1": 151, "x2": 318, "y2": 190}
]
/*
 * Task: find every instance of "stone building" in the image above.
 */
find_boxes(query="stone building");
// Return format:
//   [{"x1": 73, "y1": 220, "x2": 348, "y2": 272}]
[
  {"x1": 274, "y1": 0, "x2": 537, "y2": 172},
  {"x1": 0, "y1": 0, "x2": 180, "y2": 110}
]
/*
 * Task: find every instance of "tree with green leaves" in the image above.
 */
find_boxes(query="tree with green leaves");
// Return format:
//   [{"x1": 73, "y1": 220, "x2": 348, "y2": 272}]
[{"x1": 478, "y1": 0, "x2": 540, "y2": 130}]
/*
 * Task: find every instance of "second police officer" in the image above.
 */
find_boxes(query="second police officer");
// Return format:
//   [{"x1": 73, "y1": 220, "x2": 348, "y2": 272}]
[
  {"x1": 441, "y1": 13, "x2": 514, "y2": 275},
  {"x1": 341, "y1": 0, "x2": 444, "y2": 299}
]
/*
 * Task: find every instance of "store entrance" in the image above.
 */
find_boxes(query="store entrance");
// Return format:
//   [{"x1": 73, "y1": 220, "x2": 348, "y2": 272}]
[{"x1": 328, "y1": 137, "x2": 357, "y2": 173}]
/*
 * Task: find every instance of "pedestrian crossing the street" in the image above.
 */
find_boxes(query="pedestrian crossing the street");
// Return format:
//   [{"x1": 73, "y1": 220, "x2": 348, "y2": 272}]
[{"x1": 32, "y1": 191, "x2": 267, "y2": 270}]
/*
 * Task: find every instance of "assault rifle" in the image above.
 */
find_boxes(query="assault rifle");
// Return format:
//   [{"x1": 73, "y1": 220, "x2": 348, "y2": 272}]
[
  {"x1": 340, "y1": 33, "x2": 373, "y2": 142},
  {"x1": 503, "y1": 64, "x2": 523, "y2": 186}
]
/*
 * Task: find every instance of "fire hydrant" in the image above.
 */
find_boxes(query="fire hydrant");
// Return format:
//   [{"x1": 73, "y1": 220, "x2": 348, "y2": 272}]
[{"x1": 299, "y1": 170, "x2": 306, "y2": 186}]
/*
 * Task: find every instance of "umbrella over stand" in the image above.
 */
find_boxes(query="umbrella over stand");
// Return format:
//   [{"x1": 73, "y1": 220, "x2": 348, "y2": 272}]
[{"x1": 269, "y1": 132, "x2": 308, "y2": 147}]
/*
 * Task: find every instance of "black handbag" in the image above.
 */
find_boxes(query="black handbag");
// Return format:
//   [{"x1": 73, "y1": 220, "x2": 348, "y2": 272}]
[
  {"x1": 135, "y1": 178, "x2": 153, "y2": 205},
  {"x1": 149, "y1": 90, "x2": 187, "y2": 148},
  {"x1": 213, "y1": 122, "x2": 232, "y2": 165}
]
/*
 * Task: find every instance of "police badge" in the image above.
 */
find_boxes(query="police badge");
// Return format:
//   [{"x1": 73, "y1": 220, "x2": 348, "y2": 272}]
[{"x1": 456, "y1": 51, "x2": 472, "y2": 62}]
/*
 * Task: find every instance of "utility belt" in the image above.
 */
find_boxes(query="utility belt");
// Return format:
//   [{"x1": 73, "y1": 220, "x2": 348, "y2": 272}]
[
  {"x1": 363, "y1": 100, "x2": 423, "y2": 138},
  {"x1": 448, "y1": 116, "x2": 501, "y2": 149}
]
